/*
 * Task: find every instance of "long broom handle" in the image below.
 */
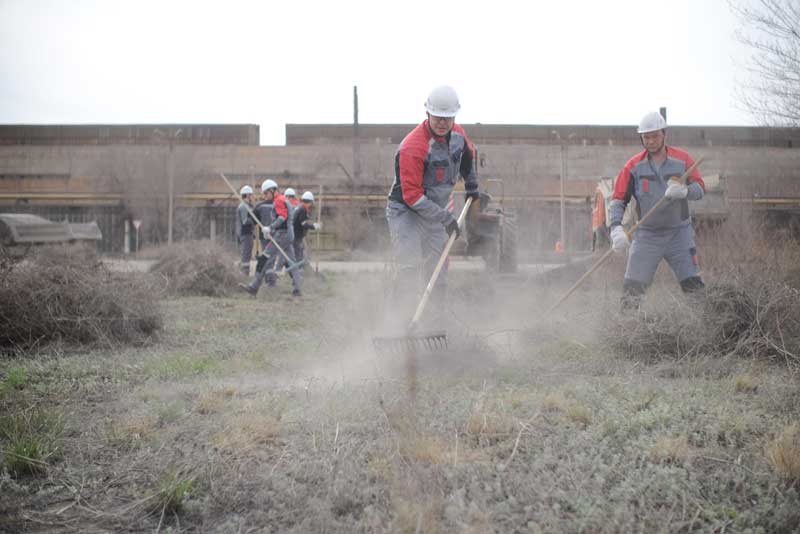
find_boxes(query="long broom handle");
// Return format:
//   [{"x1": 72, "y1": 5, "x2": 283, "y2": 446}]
[
  {"x1": 315, "y1": 184, "x2": 323, "y2": 272},
  {"x1": 408, "y1": 197, "x2": 474, "y2": 331},
  {"x1": 546, "y1": 156, "x2": 704, "y2": 314},
  {"x1": 218, "y1": 172, "x2": 298, "y2": 267}
]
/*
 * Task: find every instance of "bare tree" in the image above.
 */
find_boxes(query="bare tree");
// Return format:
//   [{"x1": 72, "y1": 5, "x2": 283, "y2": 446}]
[{"x1": 730, "y1": 0, "x2": 800, "y2": 125}]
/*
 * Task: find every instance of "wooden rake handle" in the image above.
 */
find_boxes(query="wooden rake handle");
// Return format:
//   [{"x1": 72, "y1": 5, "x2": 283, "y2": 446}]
[
  {"x1": 408, "y1": 197, "x2": 474, "y2": 331},
  {"x1": 218, "y1": 172, "x2": 298, "y2": 267},
  {"x1": 546, "y1": 156, "x2": 704, "y2": 314}
]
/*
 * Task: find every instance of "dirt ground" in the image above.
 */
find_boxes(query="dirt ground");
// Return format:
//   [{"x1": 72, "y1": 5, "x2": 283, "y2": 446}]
[{"x1": 1, "y1": 264, "x2": 799, "y2": 533}]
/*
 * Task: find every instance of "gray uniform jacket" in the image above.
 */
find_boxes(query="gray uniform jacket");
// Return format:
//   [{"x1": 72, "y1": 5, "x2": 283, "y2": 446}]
[
  {"x1": 609, "y1": 147, "x2": 705, "y2": 230},
  {"x1": 236, "y1": 202, "x2": 253, "y2": 238},
  {"x1": 387, "y1": 120, "x2": 479, "y2": 224}
]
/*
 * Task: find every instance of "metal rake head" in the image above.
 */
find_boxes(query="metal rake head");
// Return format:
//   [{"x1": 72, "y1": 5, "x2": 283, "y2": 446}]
[
  {"x1": 285, "y1": 259, "x2": 308, "y2": 273},
  {"x1": 372, "y1": 330, "x2": 449, "y2": 356}
]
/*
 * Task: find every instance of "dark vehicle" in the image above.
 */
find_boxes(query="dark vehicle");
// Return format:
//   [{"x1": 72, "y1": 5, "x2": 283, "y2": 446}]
[{"x1": 465, "y1": 179, "x2": 518, "y2": 273}]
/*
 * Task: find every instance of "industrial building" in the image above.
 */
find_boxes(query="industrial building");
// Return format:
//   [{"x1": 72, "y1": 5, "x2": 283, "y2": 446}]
[{"x1": 1, "y1": 122, "x2": 798, "y2": 255}]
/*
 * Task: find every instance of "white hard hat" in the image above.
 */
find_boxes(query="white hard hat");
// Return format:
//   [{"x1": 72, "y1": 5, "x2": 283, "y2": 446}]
[
  {"x1": 301, "y1": 191, "x2": 315, "y2": 202},
  {"x1": 239, "y1": 185, "x2": 253, "y2": 196},
  {"x1": 261, "y1": 179, "x2": 278, "y2": 192},
  {"x1": 424, "y1": 85, "x2": 460, "y2": 117},
  {"x1": 284, "y1": 187, "x2": 297, "y2": 197},
  {"x1": 637, "y1": 111, "x2": 667, "y2": 134}
]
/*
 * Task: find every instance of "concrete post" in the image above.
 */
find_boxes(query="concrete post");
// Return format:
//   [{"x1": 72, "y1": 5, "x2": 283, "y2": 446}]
[{"x1": 124, "y1": 219, "x2": 130, "y2": 255}]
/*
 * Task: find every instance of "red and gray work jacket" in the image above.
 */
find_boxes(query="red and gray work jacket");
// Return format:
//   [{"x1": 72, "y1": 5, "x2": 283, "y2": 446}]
[
  {"x1": 387, "y1": 120, "x2": 479, "y2": 223},
  {"x1": 610, "y1": 147, "x2": 706, "y2": 230},
  {"x1": 268, "y1": 192, "x2": 295, "y2": 242}
]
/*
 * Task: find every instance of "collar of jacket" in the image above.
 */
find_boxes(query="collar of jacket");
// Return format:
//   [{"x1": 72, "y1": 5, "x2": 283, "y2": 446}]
[{"x1": 424, "y1": 119, "x2": 452, "y2": 144}]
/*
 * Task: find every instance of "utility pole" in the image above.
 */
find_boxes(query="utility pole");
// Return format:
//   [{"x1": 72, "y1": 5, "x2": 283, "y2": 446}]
[
  {"x1": 353, "y1": 86, "x2": 360, "y2": 183},
  {"x1": 560, "y1": 141, "x2": 567, "y2": 253},
  {"x1": 168, "y1": 138, "x2": 174, "y2": 246},
  {"x1": 155, "y1": 127, "x2": 181, "y2": 246},
  {"x1": 552, "y1": 130, "x2": 575, "y2": 254}
]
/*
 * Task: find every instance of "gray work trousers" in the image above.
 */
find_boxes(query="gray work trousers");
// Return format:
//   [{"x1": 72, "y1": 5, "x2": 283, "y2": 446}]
[
  {"x1": 250, "y1": 232, "x2": 301, "y2": 292},
  {"x1": 293, "y1": 240, "x2": 306, "y2": 264},
  {"x1": 386, "y1": 200, "x2": 448, "y2": 315},
  {"x1": 625, "y1": 224, "x2": 700, "y2": 285},
  {"x1": 239, "y1": 233, "x2": 253, "y2": 273}
]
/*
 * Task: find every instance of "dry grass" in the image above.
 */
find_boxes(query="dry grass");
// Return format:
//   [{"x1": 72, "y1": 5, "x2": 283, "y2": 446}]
[
  {"x1": 195, "y1": 387, "x2": 236, "y2": 415},
  {"x1": 3, "y1": 265, "x2": 800, "y2": 532},
  {"x1": 566, "y1": 403, "x2": 592, "y2": 426},
  {"x1": 734, "y1": 373, "x2": 759, "y2": 393},
  {"x1": 765, "y1": 422, "x2": 800, "y2": 484},
  {"x1": 650, "y1": 434, "x2": 689, "y2": 465},
  {"x1": 150, "y1": 239, "x2": 241, "y2": 297},
  {"x1": 212, "y1": 412, "x2": 281, "y2": 454},
  {"x1": 466, "y1": 411, "x2": 515, "y2": 438},
  {"x1": 398, "y1": 433, "x2": 450, "y2": 465},
  {"x1": 106, "y1": 414, "x2": 157, "y2": 447},
  {"x1": 541, "y1": 391, "x2": 569, "y2": 412},
  {"x1": 0, "y1": 245, "x2": 161, "y2": 352},
  {"x1": 392, "y1": 497, "x2": 443, "y2": 534}
]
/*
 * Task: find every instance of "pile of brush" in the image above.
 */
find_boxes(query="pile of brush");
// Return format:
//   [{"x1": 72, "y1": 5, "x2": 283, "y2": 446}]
[
  {"x1": 0, "y1": 245, "x2": 162, "y2": 351},
  {"x1": 150, "y1": 240, "x2": 241, "y2": 297},
  {"x1": 606, "y1": 274, "x2": 800, "y2": 368}
]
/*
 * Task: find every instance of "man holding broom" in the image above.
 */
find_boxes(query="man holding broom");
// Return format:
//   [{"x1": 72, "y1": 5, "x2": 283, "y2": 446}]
[{"x1": 609, "y1": 111, "x2": 706, "y2": 309}]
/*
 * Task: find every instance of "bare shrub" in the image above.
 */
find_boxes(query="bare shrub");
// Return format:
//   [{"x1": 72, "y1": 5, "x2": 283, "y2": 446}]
[
  {"x1": 0, "y1": 245, "x2": 161, "y2": 352},
  {"x1": 150, "y1": 240, "x2": 240, "y2": 297},
  {"x1": 605, "y1": 211, "x2": 800, "y2": 367},
  {"x1": 604, "y1": 274, "x2": 800, "y2": 368},
  {"x1": 695, "y1": 209, "x2": 800, "y2": 283}
]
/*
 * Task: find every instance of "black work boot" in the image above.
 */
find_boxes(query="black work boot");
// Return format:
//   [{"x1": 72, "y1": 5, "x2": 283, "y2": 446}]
[
  {"x1": 238, "y1": 283, "x2": 258, "y2": 297},
  {"x1": 620, "y1": 278, "x2": 647, "y2": 312}
]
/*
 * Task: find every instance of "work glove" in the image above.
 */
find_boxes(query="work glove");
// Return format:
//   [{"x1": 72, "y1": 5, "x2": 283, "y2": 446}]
[
  {"x1": 465, "y1": 191, "x2": 480, "y2": 202},
  {"x1": 444, "y1": 216, "x2": 460, "y2": 239},
  {"x1": 664, "y1": 179, "x2": 688, "y2": 200},
  {"x1": 610, "y1": 225, "x2": 629, "y2": 254},
  {"x1": 313, "y1": 222, "x2": 322, "y2": 230},
  {"x1": 261, "y1": 225, "x2": 271, "y2": 237}
]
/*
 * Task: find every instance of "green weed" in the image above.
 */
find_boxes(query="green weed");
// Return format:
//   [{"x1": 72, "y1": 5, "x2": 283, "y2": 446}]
[
  {"x1": 1, "y1": 366, "x2": 28, "y2": 393},
  {"x1": 150, "y1": 470, "x2": 195, "y2": 516},
  {"x1": 0, "y1": 409, "x2": 63, "y2": 476},
  {"x1": 145, "y1": 352, "x2": 218, "y2": 379}
]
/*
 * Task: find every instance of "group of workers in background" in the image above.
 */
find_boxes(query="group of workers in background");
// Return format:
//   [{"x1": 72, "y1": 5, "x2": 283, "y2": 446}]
[
  {"x1": 235, "y1": 180, "x2": 321, "y2": 298},
  {"x1": 234, "y1": 84, "x2": 707, "y2": 310}
]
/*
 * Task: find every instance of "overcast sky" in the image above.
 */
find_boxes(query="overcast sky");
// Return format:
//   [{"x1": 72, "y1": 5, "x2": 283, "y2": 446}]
[{"x1": 0, "y1": 0, "x2": 753, "y2": 145}]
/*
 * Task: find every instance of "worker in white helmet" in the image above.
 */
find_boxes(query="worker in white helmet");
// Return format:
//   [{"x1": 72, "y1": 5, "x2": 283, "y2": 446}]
[
  {"x1": 274, "y1": 187, "x2": 300, "y2": 273},
  {"x1": 236, "y1": 185, "x2": 255, "y2": 274},
  {"x1": 290, "y1": 191, "x2": 321, "y2": 265},
  {"x1": 253, "y1": 180, "x2": 275, "y2": 251},
  {"x1": 386, "y1": 85, "x2": 480, "y2": 315},
  {"x1": 609, "y1": 111, "x2": 707, "y2": 309}
]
